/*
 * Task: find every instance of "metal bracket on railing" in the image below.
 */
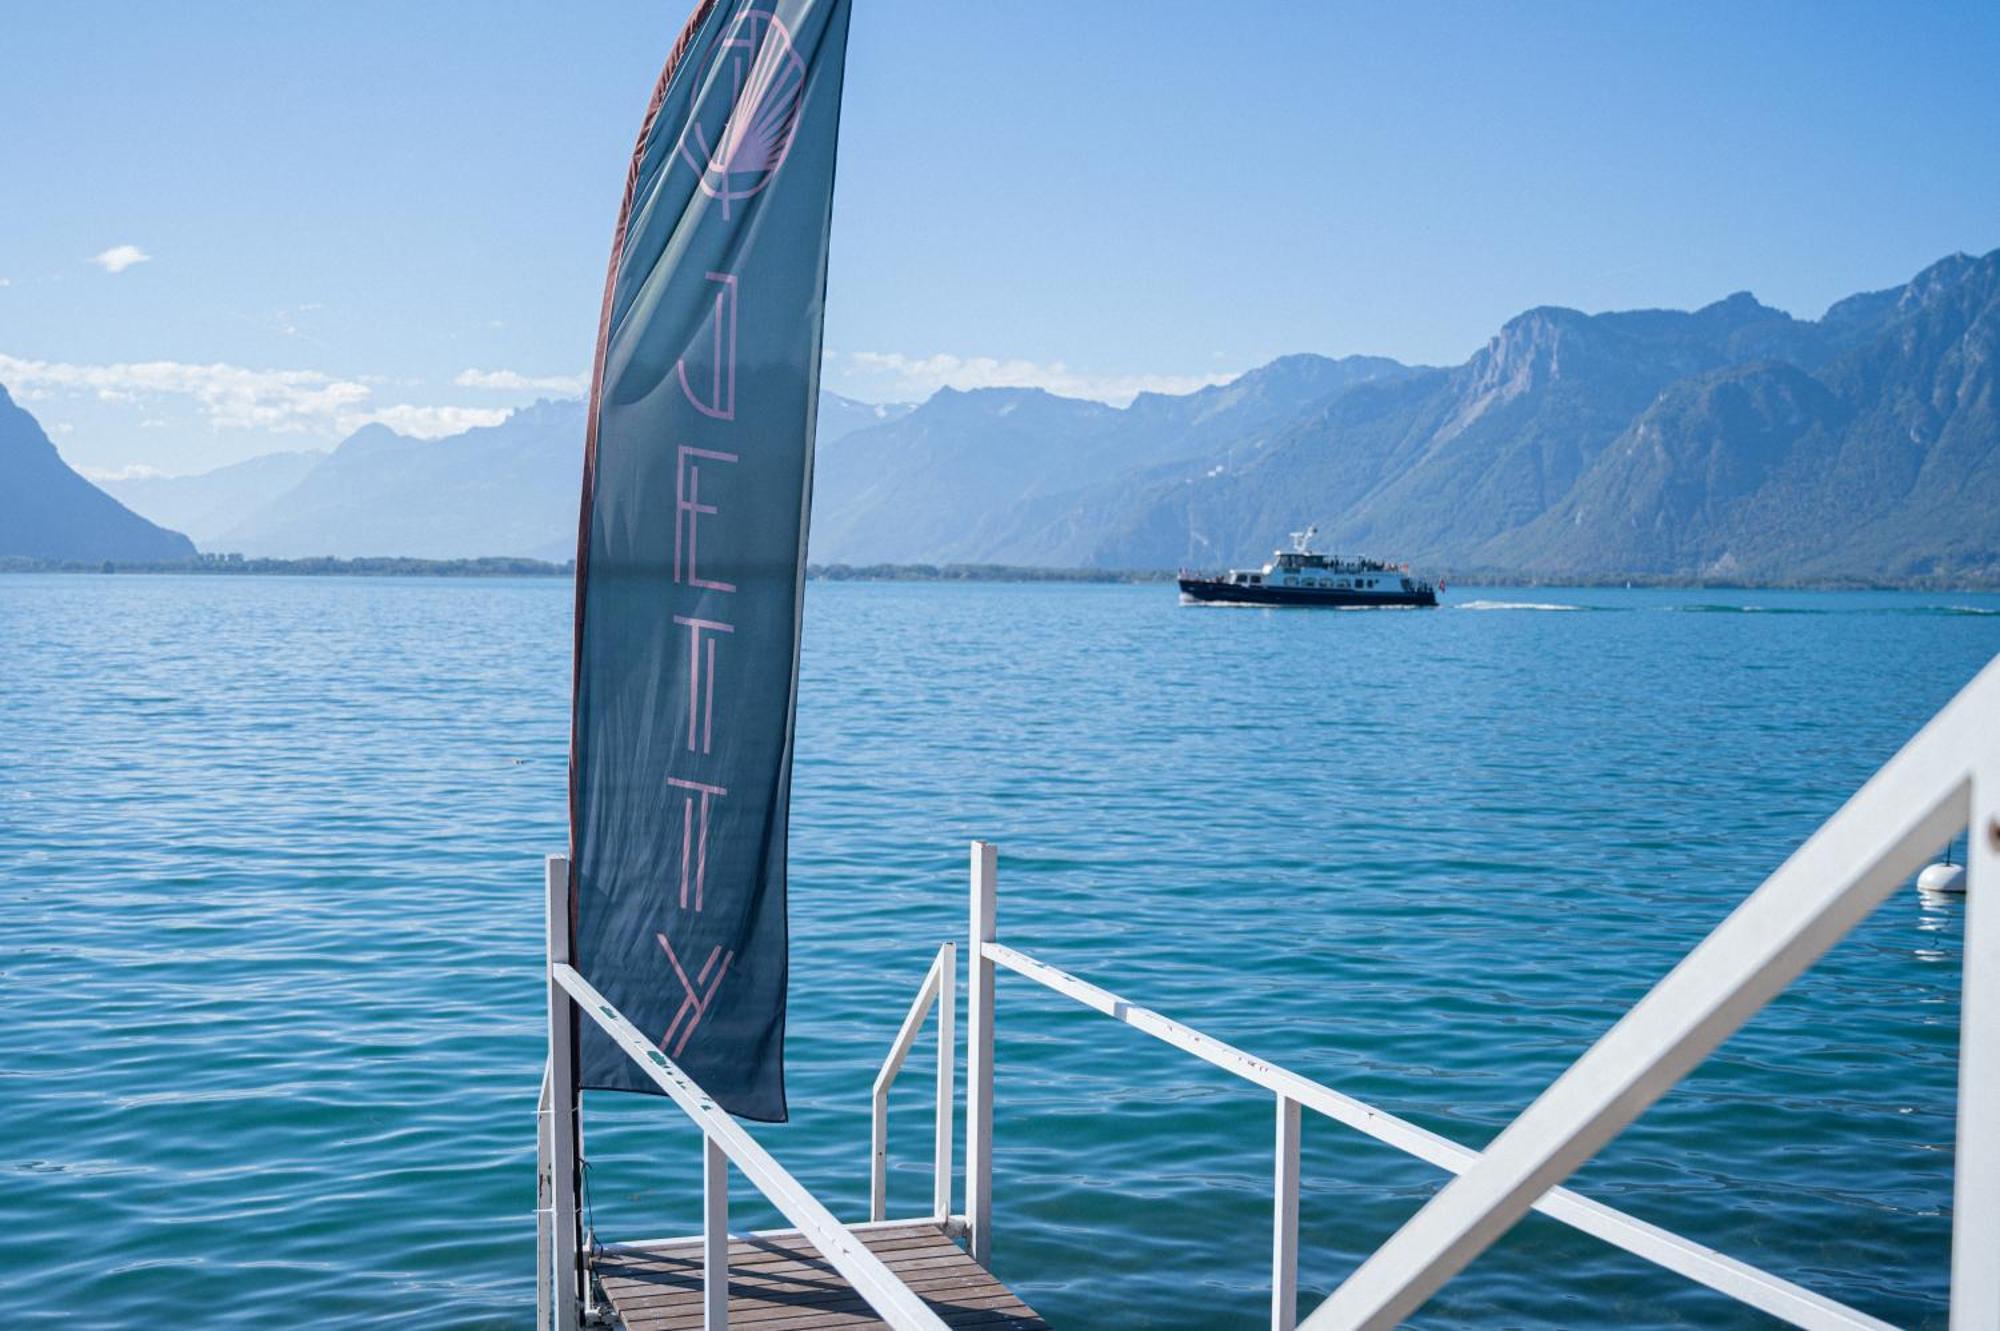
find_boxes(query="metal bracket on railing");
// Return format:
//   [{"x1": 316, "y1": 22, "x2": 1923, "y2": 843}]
[{"x1": 871, "y1": 941, "x2": 956, "y2": 1224}]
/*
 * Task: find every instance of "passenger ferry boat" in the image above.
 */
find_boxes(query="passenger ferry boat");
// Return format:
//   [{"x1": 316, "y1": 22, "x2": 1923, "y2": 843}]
[{"x1": 1178, "y1": 527, "x2": 1439, "y2": 607}]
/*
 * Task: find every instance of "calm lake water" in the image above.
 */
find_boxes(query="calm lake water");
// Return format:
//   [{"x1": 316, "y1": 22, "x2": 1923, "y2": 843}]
[{"x1": 2, "y1": 575, "x2": 1996, "y2": 1329}]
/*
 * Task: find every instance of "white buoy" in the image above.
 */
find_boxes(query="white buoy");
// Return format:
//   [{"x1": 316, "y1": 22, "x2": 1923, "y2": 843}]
[{"x1": 1917, "y1": 862, "x2": 1967, "y2": 894}]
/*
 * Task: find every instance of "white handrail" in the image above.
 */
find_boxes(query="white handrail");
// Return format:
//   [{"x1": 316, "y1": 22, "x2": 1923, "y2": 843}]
[
  {"x1": 984, "y1": 939, "x2": 1890, "y2": 1331},
  {"x1": 551, "y1": 961, "x2": 952, "y2": 1331},
  {"x1": 871, "y1": 942, "x2": 956, "y2": 1223}
]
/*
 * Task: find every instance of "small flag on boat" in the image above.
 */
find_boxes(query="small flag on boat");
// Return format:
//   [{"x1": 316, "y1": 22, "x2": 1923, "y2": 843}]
[{"x1": 568, "y1": 0, "x2": 853, "y2": 1122}]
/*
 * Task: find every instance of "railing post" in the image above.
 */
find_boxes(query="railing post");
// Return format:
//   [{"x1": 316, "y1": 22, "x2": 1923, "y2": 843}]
[
  {"x1": 1273, "y1": 1095, "x2": 1301, "y2": 1331},
  {"x1": 870, "y1": 1074, "x2": 890, "y2": 1223},
  {"x1": 1955, "y1": 772, "x2": 1999, "y2": 1329},
  {"x1": 536, "y1": 1060, "x2": 554, "y2": 1331},
  {"x1": 967, "y1": 841, "x2": 998, "y2": 1266},
  {"x1": 546, "y1": 854, "x2": 582, "y2": 1331},
  {"x1": 705, "y1": 1136, "x2": 729, "y2": 1329},
  {"x1": 935, "y1": 941, "x2": 957, "y2": 1223}
]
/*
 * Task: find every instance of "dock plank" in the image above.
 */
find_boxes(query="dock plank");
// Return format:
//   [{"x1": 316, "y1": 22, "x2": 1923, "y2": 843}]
[{"x1": 596, "y1": 1222, "x2": 1049, "y2": 1331}]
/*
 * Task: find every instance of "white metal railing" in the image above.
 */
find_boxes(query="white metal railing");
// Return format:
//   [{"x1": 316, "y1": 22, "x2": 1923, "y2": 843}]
[
  {"x1": 980, "y1": 936, "x2": 1890, "y2": 1330},
  {"x1": 539, "y1": 855, "x2": 950, "y2": 1331},
  {"x1": 955, "y1": 649, "x2": 1996, "y2": 1331},
  {"x1": 870, "y1": 941, "x2": 955, "y2": 1225}
]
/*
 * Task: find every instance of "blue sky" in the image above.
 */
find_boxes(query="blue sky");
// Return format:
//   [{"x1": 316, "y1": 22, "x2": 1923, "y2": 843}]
[{"x1": 3, "y1": 0, "x2": 1996, "y2": 476}]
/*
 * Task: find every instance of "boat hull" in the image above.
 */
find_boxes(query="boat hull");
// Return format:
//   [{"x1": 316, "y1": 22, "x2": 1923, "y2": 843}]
[{"x1": 1177, "y1": 576, "x2": 1437, "y2": 608}]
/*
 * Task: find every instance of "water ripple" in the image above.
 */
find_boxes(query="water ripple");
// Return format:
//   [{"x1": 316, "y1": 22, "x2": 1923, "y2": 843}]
[{"x1": 0, "y1": 576, "x2": 1993, "y2": 1328}]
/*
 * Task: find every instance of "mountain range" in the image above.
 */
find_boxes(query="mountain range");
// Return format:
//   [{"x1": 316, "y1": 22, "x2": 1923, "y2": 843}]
[
  {"x1": 1083, "y1": 252, "x2": 1999, "y2": 581},
  {"x1": 5, "y1": 248, "x2": 1996, "y2": 582},
  {"x1": 809, "y1": 250, "x2": 1997, "y2": 582},
  {"x1": 79, "y1": 392, "x2": 910, "y2": 563}
]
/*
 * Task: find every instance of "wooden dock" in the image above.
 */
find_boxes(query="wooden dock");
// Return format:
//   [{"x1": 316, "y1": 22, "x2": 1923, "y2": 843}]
[{"x1": 593, "y1": 1221, "x2": 1050, "y2": 1331}]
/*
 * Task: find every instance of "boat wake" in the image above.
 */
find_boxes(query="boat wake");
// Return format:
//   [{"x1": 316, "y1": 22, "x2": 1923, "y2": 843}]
[
  {"x1": 1670, "y1": 603, "x2": 1826, "y2": 615},
  {"x1": 1453, "y1": 599, "x2": 1585, "y2": 612}
]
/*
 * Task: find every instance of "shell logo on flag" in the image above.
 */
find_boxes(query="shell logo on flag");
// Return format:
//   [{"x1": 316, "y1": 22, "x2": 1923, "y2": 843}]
[{"x1": 676, "y1": 9, "x2": 807, "y2": 218}]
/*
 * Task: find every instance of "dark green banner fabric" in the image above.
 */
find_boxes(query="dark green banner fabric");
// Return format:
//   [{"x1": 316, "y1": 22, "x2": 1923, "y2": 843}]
[{"x1": 570, "y1": 0, "x2": 851, "y2": 1121}]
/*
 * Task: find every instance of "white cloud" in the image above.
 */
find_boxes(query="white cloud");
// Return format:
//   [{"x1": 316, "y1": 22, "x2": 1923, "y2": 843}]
[
  {"x1": 0, "y1": 352, "x2": 510, "y2": 440},
  {"x1": 0, "y1": 353, "x2": 370, "y2": 432},
  {"x1": 0, "y1": 277, "x2": 12, "y2": 288},
  {"x1": 835, "y1": 351, "x2": 1238, "y2": 407},
  {"x1": 355, "y1": 404, "x2": 512, "y2": 438},
  {"x1": 455, "y1": 367, "x2": 588, "y2": 394},
  {"x1": 92, "y1": 245, "x2": 152, "y2": 274}
]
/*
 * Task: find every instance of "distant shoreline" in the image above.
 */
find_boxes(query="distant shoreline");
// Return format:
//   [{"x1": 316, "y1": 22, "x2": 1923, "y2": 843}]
[
  {"x1": 0, "y1": 555, "x2": 579, "y2": 578},
  {"x1": 3, "y1": 555, "x2": 1996, "y2": 591}
]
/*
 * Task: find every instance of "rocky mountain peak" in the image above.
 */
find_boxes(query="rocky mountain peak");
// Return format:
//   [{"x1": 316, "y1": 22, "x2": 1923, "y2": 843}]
[{"x1": 1450, "y1": 307, "x2": 1583, "y2": 423}]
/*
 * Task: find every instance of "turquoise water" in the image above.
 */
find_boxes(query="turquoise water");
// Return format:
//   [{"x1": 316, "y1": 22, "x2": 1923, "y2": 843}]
[{"x1": 1, "y1": 576, "x2": 1995, "y2": 1329}]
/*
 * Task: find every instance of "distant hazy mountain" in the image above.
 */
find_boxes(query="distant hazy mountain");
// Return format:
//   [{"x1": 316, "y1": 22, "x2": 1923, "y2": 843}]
[
  {"x1": 213, "y1": 399, "x2": 588, "y2": 559},
  {"x1": 0, "y1": 385, "x2": 196, "y2": 562},
  {"x1": 103, "y1": 449, "x2": 326, "y2": 546},
  {"x1": 808, "y1": 354, "x2": 1418, "y2": 565},
  {"x1": 197, "y1": 390, "x2": 915, "y2": 559}
]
